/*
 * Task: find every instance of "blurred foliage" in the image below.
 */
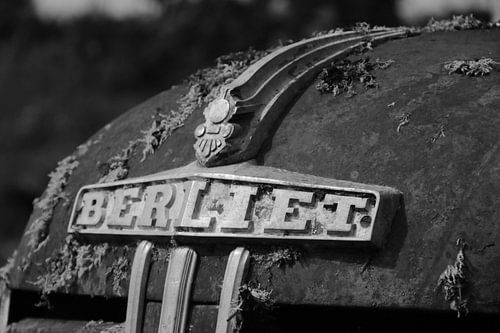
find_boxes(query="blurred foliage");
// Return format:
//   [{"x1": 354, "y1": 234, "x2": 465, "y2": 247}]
[{"x1": 0, "y1": 0, "x2": 399, "y2": 264}]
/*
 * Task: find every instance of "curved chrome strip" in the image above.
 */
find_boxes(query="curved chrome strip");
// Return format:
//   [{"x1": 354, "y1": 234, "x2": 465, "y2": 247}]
[
  {"x1": 158, "y1": 247, "x2": 198, "y2": 333},
  {"x1": 194, "y1": 28, "x2": 412, "y2": 166},
  {"x1": 0, "y1": 281, "x2": 10, "y2": 332},
  {"x1": 125, "y1": 240, "x2": 153, "y2": 333},
  {"x1": 215, "y1": 247, "x2": 250, "y2": 333}
]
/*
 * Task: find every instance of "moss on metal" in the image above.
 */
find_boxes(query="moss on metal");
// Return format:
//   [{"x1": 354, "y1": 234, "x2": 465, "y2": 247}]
[
  {"x1": 0, "y1": 250, "x2": 17, "y2": 286},
  {"x1": 151, "y1": 245, "x2": 172, "y2": 263},
  {"x1": 105, "y1": 257, "x2": 130, "y2": 297},
  {"x1": 423, "y1": 14, "x2": 483, "y2": 32},
  {"x1": 252, "y1": 248, "x2": 302, "y2": 271},
  {"x1": 98, "y1": 141, "x2": 138, "y2": 183},
  {"x1": 182, "y1": 48, "x2": 269, "y2": 111},
  {"x1": 437, "y1": 239, "x2": 470, "y2": 318},
  {"x1": 316, "y1": 57, "x2": 395, "y2": 97},
  {"x1": 230, "y1": 283, "x2": 274, "y2": 332},
  {"x1": 31, "y1": 235, "x2": 109, "y2": 306},
  {"x1": 444, "y1": 57, "x2": 499, "y2": 76},
  {"x1": 100, "y1": 323, "x2": 125, "y2": 333},
  {"x1": 20, "y1": 138, "x2": 97, "y2": 274}
]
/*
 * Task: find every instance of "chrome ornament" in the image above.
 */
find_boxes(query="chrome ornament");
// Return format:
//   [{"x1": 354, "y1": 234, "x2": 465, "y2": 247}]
[{"x1": 193, "y1": 28, "x2": 411, "y2": 166}]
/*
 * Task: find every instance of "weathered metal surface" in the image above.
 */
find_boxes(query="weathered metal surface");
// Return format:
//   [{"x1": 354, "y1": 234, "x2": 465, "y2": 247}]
[
  {"x1": 216, "y1": 247, "x2": 250, "y2": 333},
  {"x1": 252, "y1": 30, "x2": 500, "y2": 311},
  {"x1": 68, "y1": 163, "x2": 400, "y2": 248},
  {"x1": 194, "y1": 29, "x2": 411, "y2": 167},
  {"x1": 146, "y1": 246, "x2": 228, "y2": 303},
  {"x1": 158, "y1": 247, "x2": 197, "y2": 333},
  {"x1": 125, "y1": 240, "x2": 152, "y2": 333},
  {"x1": 5, "y1": 29, "x2": 500, "y2": 321}
]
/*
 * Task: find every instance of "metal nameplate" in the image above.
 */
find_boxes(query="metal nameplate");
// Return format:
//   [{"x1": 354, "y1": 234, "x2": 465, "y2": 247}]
[{"x1": 68, "y1": 164, "x2": 401, "y2": 247}]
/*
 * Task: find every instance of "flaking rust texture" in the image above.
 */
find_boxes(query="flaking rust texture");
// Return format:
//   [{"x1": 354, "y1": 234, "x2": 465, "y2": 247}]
[{"x1": 258, "y1": 29, "x2": 500, "y2": 312}]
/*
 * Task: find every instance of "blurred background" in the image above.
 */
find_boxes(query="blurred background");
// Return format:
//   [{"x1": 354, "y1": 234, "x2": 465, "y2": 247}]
[{"x1": 1, "y1": 0, "x2": 499, "y2": 265}]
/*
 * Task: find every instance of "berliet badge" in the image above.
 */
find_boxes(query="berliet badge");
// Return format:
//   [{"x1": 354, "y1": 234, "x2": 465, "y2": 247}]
[
  {"x1": 69, "y1": 28, "x2": 407, "y2": 248},
  {"x1": 68, "y1": 163, "x2": 401, "y2": 247}
]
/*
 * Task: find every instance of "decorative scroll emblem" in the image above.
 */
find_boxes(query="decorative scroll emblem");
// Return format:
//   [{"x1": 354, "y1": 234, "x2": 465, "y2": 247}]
[
  {"x1": 68, "y1": 163, "x2": 401, "y2": 247},
  {"x1": 194, "y1": 28, "x2": 411, "y2": 166},
  {"x1": 194, "y1": 97, "x2": 235, "y2": 160}
]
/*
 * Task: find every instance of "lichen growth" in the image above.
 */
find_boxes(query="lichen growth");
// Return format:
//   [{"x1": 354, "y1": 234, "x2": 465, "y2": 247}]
[
  {"x1": 31, "y1": 236, "x2": 109, "y2": 306},
  {"x1": 24, "y1": 140, "x2": 93, "y2": 255},
  {"x1": 0, "y1": 250, "x2": 17, "y2": 286},
  {"x1": 152, "y1": 244, "x2": 172, "y2": 263},
  {"x1": 229, "y1": 284, "x2": 274, "y2": 332},
  {"x1": 444, "y1": 58, "x2": 499, "y2": 77},
  {"x1": 253, "y1": 188, "x2": 275, "y2": 221},
  {"x1": 100, "y1": 323, "x2": 125, "y2": 333},
  {"x1": 310, "y1": 27, "x2": 345, "y2": 38},
  {"x1": 183, "y1": 48, "x2": 269, "y2": 111},
  {"x1": 353, "y1": 22, "x2": 372, "y2": 34},
  {"x1": 315, "y1": 57, "x2": 395, "y2": 97},
  {"x1": 26, "y1": 157, "x2": 77, "y2": 250},
  {"x1": 423, "y1": 14, "x2": 483, "y2": 32},
  {"x1": 252, "y1": 248, "x2": 302, "y2": 271},
  {"x1": 437, "y1": 239, "x2": 469, "y2": 318},
  {"x1": 98, "y1": 141, "x2": 138, "y2": 183},
  {"x1": 106, "y1": 257, "x2": 130, "y2": 296},
  {"x1": 76, "y1": 320, "x2": 106, "y2": 333}
]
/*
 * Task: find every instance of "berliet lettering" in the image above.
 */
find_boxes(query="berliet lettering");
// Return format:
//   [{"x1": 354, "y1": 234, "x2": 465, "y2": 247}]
[{"x1": 68, "y1": 164, "x2": 401, "y2": 247}]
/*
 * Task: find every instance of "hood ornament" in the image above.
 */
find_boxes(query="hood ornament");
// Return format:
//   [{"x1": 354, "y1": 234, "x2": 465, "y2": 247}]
[{"x1": 194, "y1": 28, "x2": 411, "y2": 167}]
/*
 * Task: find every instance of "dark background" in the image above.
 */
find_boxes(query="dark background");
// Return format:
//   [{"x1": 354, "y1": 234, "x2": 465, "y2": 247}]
[{"x1": 0, "y1": 0, "x2": 496, "y2": 265}]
